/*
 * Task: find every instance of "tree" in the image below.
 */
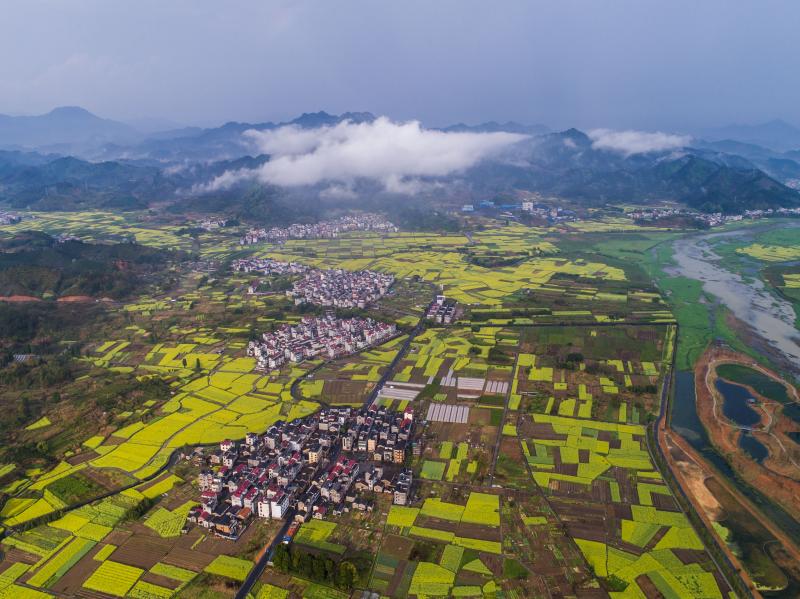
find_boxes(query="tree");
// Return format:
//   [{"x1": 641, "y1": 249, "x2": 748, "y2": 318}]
[
  {"x1": 323, "y1": 558, "x2": 335, "y2": 581},
  {"x1": 335, "y1": 561, "x2": 358, "y2": 590},
  {"x1": 298, "y1": 552, "x2": 313, "y2": 578},
  {"x1": 290, "y1": 547, "x2": 302, "y2": 572},
  {"x1": 272, "y1": 544, "x2": 290, "y2": 571},
  {"x1": 311, "y1": 556, "x2": 326, "y2": 580}
]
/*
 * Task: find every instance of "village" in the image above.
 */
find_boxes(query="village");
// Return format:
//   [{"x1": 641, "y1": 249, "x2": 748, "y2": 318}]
[
  {"x1": 629, "y1": 205, "x2": 800, "y2": 227},
  {"x1": 247, "y1": 313, "x2": 397, "y2": 370},
  {"x1": 239, "y1": 213, "x2": 397, "y2": 245},
  {"x1": 0, "y1": 211, "x2": 22, "y2": 225},
  {"x1": 189, "y1": 404, "x2": 416, "y2": 540},
  {"x1": 232, "y1": 257, "x2": 310, "y2": 277},
  {"x1": 287, "y1": 268, "x2": 395, "y2": 309}
]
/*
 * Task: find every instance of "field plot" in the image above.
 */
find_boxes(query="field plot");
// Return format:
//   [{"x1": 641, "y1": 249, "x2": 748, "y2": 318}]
[
  {"x1": 87, "y1": 356, "x2": 319, "y2": 480},
  {"x1": 372, "y1": 482, "x2": 598, "y2": 598},
  {"x1": 513, "y1": 325, "x2": 670, "y2": 423},
  {"x1": 2, "y1": 328, "x2": 322, "y2": 528},
  {"x1": 0, "y1": 211, "x2": 194, "y2": 251},
  {"x1": 0, "y1": 468, "x2": 273, "y2": 598},
  {"x1": 298, "y1": 334, "x2": 407, "y2": 406},
  {"x1": 498, "y1": 491, "x2": 596, "y2": 598},
  {"x1": 737, "y1": 238, "x2": 800, "y2": 262},
  {"x1": 264, "y1": 227, "x2": 635, "y2": 312},
  {"x1": 375, "y1": 489, "x2": 507, "y2": 597},
  {"x1": 392, "y1": 327, "x2": 520, "y2": 487},
  {"x1": 512, "y1": 326, "x2": 729, "y2": 598},
  {"x1": 389, "y1": 327, "x2": 517, "y2": 402}
]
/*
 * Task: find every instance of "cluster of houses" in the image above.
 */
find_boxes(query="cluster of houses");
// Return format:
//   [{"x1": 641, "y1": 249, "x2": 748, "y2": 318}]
[
  {"x1": 239, "y1": 214, "x2": 397, "y2": 245},
  {"x1": 628, "y1": 207, "x2": 698, "y2": 222},
  {"x1": 0, "y1": 211, "x2": 21, "y2": 226},
  {"x1": 196, "y1": 218, "x2": 229, "y2": 231},
  {"x1": 231, "y1": 257, "x2": 310, "y2": 276},
  {"x1": 188, "y1": 404, "x2": 415, "y2": 539},
  {"x1": 462, "y1": 201, "x2": 577, "y2": 222},
  {"x1": 288, "y1": 269, "x2": 395, "y2": 309},
  {"x1": 630, "y1": 206, "x2": 800, "y2": 227},
  {"x1": 743, "y1": 206, "x2": 800, "y2": 219},
  {"x1": 56, "y1": 234, "x2": 82, "y2": 243},
  {"x1": 247, "y1": 313, "x2": 396, "y2": 370},
  {"x1": 520, "y1": 203, "x2": 578, "y2": 222},
  {"x1": 426, "y1": 294, "x2": 458, "y2": 324}
]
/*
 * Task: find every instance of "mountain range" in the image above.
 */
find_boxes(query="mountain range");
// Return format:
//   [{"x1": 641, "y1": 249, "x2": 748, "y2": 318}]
[
  {"x1": 0, "y1": 107, "x2": 799, "y2": 216},
  {"x1": 699, "y1": 119, "x2": 800, "y2": 152}
]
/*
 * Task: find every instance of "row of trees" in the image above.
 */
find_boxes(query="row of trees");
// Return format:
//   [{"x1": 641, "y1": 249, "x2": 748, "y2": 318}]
[{"x1": 271, "y1": 544, "x2": 359, "y2": 591}]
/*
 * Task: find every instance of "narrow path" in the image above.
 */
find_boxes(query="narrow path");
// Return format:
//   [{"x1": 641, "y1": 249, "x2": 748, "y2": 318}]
[{"x1": 487, "y1": 352, "x2": 519, "y2": 486}]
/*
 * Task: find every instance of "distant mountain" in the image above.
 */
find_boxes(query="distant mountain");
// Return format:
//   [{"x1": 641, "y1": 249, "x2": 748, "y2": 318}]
[
  {"x1": 700, "y1": 119, "x2": 800, "y2": 152},
  {"x1": 95, "y1": 111, "x2": 378, "y2": 162},
  {"x1": 690, "y1": 139, "x2": 800, "y2": 183},
  {"x1": 0, "y1": 107, "x2": 139, "y2": 152},
  {"x1": 122, "y1": 116, "x2": 187, "y2": 134},
  {"x1": 461, "y1": 129, "x2": 800, "y2": 213},
  {"x1": 289, "y1": 111, "x2": 375, "y2": 129},
  {"x1": 1, "y1": 112, "x2": 798, "y2": 216},
  {"x1": 442, "y1": 121, "x2": 549, "y2": 136}
]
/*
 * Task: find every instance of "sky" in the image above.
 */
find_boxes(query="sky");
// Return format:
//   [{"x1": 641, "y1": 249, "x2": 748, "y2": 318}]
[{"x1": 0, "y1": 0, "x2": 798, "y2": 131}]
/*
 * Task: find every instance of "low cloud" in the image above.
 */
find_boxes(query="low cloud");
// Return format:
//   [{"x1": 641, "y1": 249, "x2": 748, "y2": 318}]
[
  {"x1": 201, "y1": 117, "x2": 526, "y2": 193},
  {"x1": 588, "y1": 129, "x2": 691, "y2": 155},
  {"x1": 319, "y1": 183, "x2": 357, "y2": 200}
]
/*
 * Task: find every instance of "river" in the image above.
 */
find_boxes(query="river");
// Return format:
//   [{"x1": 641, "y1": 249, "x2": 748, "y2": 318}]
[{"x1": 670, "y1": 225, "x2": 800, "y2": 379}]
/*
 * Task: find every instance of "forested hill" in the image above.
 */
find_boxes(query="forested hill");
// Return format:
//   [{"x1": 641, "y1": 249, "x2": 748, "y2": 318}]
[{"x1": 0, "y1": 231, "x2": 181, "y2": 299}]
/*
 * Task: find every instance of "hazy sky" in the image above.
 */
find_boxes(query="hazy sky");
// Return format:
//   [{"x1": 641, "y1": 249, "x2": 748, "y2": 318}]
[{"x1": 1, "y1": 0, "x2": 798, "y2": 131}]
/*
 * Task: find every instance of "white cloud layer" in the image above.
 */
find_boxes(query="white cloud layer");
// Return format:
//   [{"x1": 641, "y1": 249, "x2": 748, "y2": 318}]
[
  {"x1": 202, "y1": 117, "x2": 526, "y2": 193},
  {"x1": 588, "y1": 129, "x2": 691, "y2": 155}
]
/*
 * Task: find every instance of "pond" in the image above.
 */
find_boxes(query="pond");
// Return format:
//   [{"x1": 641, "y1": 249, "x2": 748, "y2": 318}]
[
  {"x1": 739, "y1": 431, "x2": 768, "y2": 463},
  {"x1": 715, "y1": 379, "x2": 761, "y2": 428},
  {"x1": 671, "y1": 371, "x2": 800, "y2": 543}
]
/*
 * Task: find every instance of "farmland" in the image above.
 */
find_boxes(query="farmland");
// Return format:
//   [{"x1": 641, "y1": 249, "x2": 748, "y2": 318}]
[
  {"x1": 511, "y1": 326, "x2": 731, "y2": 598},
  {"x1": 0, "y1": 210, "x2": 755, "y2": 598}
]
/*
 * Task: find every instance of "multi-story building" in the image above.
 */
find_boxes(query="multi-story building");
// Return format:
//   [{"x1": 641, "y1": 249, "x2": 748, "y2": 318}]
[
  {"x1": 247, "y1": 313, "x2": 396, "y2": 370},
  {"x1": 188, "y1": 404, "x2": 414, "y2": 538}
]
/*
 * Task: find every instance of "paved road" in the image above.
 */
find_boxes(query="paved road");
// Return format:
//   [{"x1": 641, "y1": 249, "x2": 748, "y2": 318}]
[
  {"x1": 234, "y1": 509, "x2": 295, "y2": 599},
  {"x1": 364, "y1": 307, "x2": 431, "y2": 408},
  {"x1": 235, "y1": 299, "x2": 433, "y2": 598}
]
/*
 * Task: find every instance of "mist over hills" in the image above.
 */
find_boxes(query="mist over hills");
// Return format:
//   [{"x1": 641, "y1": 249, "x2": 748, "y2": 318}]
[{"x1": 0, "y1": 107, "x2": 799, "y2": 216}]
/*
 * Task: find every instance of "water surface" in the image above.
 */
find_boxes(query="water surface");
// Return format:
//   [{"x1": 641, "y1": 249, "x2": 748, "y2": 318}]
[
  {"x1": 716, "y1": 379, "x2": 761, "y2": 428},
  {"x1": 670, "y1": 227, "x2": 800, "y2": 377},
  {"x1": 739, "y1": 431, "x2": 768, "y2": 463}
]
